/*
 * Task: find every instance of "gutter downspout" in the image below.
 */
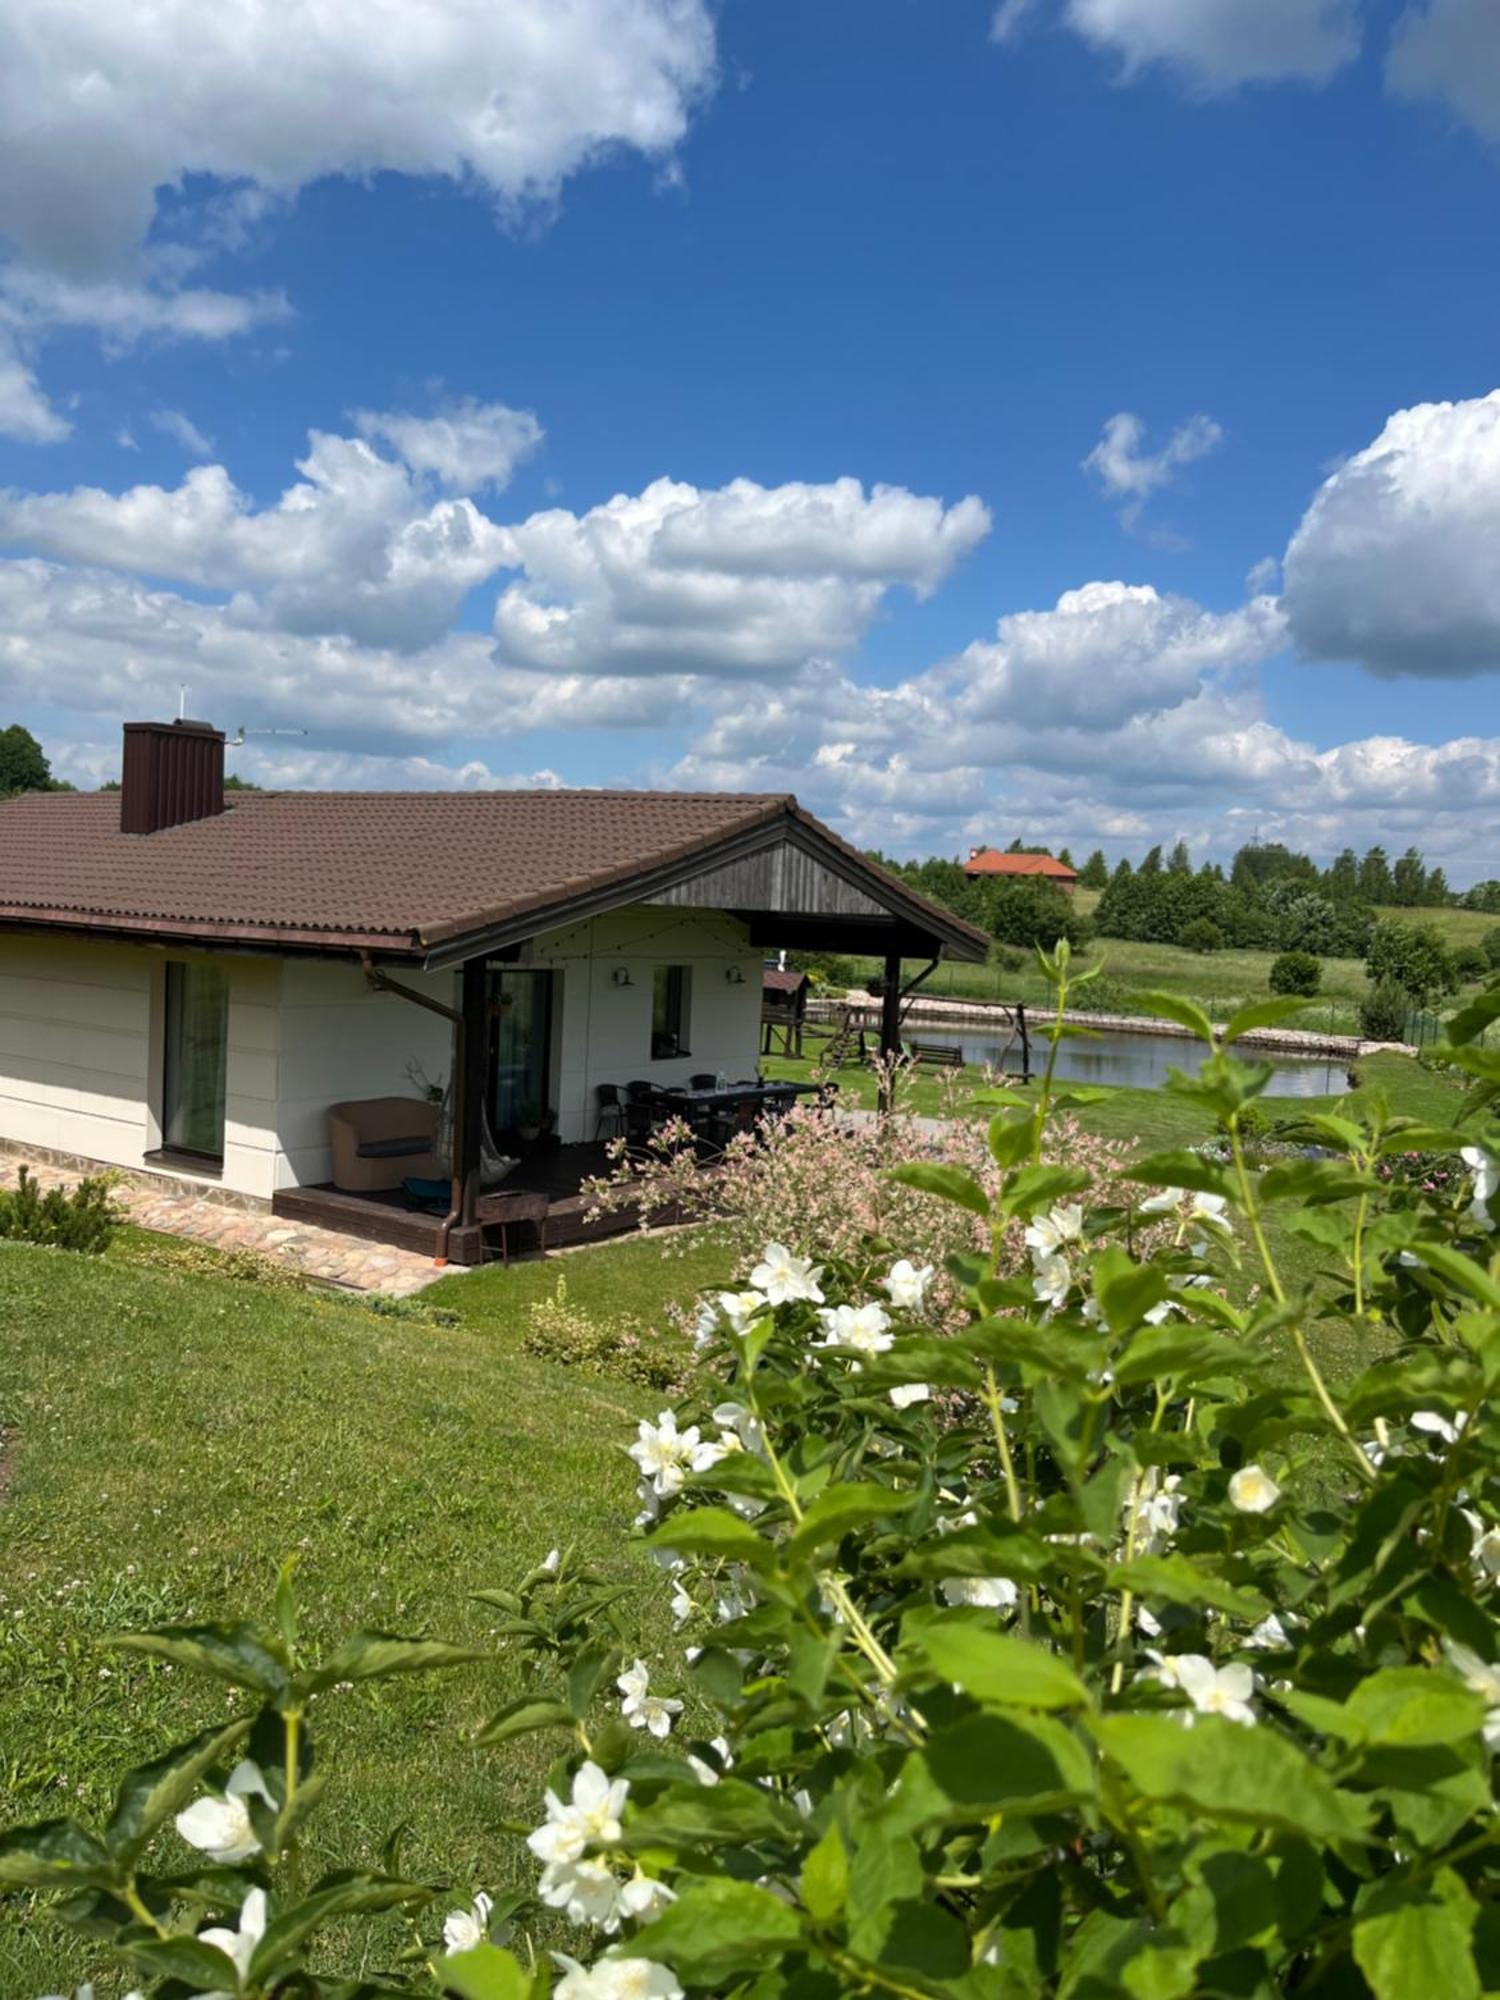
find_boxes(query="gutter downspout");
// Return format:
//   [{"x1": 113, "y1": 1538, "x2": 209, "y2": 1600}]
[{"x1": 359, "y1": 952, "x2": 467, "y2": 1264}]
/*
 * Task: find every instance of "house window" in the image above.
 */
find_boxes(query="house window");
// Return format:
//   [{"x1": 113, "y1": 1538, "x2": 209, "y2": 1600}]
[
  {"x1": 651, "y1": 964, "x2": 691, "y2": 1060},
  {"x1": 162, "y1": 960, "x2": 228, "y2": 1162}
]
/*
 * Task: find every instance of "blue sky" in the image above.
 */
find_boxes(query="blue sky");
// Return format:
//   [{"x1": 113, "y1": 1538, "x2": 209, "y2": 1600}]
[{"x1": 1, "y1": 0, "x2": 1498, "y2": 878}]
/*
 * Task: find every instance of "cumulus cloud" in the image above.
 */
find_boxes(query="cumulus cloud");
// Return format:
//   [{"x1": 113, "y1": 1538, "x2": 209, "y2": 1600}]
[
  {"x1": 1062, "y1": 0, "x2": 1360, "y2": 89},
  {"x1": 0, "y1": 335, "x2": 70, "y2": 443},
  {"x1": 1084, "y1": 411, "x2": 1224, "y2": 536},
  {"x1": 353, "y1": 398, "x2": 544, "y2": 494},
  {"x1": 1282, "y1": 388, "x2": 1500, "y2": 676},
  {"x1": 1388, "y1": 0, "x2": 1500, "y2": 142},
  {"x1": 491, "y1": 475, "x2": 992, "y2": 678},
  {"x1": 148, "y1": 408, "x2": 214, "y2": 458},
  {"x1": 0, "y1": 0, "x2": 717, "y2": 282}
]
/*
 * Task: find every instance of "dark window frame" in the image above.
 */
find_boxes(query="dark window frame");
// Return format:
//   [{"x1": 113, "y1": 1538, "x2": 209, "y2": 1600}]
[
  {"x1": 160, "y1": 959, "x2": 229, "y2": 1165},
  {"x1": 651, "y1": 963, "x2": 692, "y2": 1061}
]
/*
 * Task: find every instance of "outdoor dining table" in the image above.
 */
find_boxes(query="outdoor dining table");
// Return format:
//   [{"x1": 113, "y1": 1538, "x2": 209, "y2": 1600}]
[{"x1": 659, "y1": 1080, "x2": 814, "y2": 1114}]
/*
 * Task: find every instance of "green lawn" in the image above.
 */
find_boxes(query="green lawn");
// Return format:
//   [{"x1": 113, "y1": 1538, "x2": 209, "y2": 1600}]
[
  {"x1": 0, "y1": 1229, "x2": 731, "y2": 1994},
  {"x1": 0, "y1": 1045, "x2": 1473, "y2": 1988}
]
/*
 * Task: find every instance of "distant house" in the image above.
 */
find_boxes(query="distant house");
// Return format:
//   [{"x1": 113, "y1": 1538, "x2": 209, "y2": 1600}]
[
  {"x1": 963, "y1": 847, "x2": 1078, "y2": 893},
  {"x1": 0, "y1": 718, "x2": 986, "y2": 1262}
]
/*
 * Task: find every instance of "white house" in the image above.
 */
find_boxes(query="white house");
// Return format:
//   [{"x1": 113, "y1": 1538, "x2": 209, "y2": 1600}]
[{"x1": 0, "y1": 720, "x2": 986, "y2": 1260}]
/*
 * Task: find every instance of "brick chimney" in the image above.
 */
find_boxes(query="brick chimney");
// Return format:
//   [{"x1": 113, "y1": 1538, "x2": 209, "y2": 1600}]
[{"x1": 119, "y1": 720, "x2": 226, "y2": 836}]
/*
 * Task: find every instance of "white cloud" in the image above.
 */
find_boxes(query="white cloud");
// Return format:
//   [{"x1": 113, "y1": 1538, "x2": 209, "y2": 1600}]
[
  {"x1": 0, "y1": 269, "x2": 289, "y2": 345},
  {"x1": 1282, "y1": 388, "x2": 1500, "y2": 676},
  {"x1": 491, "y1": 475, "x2": 992, "y2": 678},
  {"x1": 148, "y1": 408, "x2": 214, "y2": 458},
  {"x1": 0, "y1": 335, "x2": 69, "y2": 443},
  {"x1": 991, "y1": 0, "x2": 1045, "y2": 43},
  {"x1": 0, "y1": 0, "x2": 718, "y2": 281},
  {"x1": 353, "y1": 398, "x2": 544, "y2": 494},
  {"x1": 1389, "y1": 0, "x2": 1500, "y2": 142},
  {"x1": 1084, "y1": 411, "x2": 1224, "y2": 535},
  {"x1": 1062, "y1": 0, "x2": 1359, "y2": 90}
]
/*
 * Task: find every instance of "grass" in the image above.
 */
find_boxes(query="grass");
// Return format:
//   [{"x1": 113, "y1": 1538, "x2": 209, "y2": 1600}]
[
  {"x1": 0, "y1": 1228, "x2": 731, "y2": 1994},
  {"x1": 0, "y1": 1039, "x2": 1476, "y2": 1987}
]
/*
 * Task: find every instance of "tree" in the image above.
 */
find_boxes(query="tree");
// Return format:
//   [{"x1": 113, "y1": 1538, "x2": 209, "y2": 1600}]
[
  {"x1": 1424, "y1": 865, "x2": 1450, "y2": 906},
  {"x1": 1139, "y1": 844, "x2": 1163, "y2": 875},
  {"x1": 1365, "y1": 920, "x2": 1457, "y2": 1006},
  {"x1": 1079, "y1": 849, "x2": 1109, "y2": 890},
  {"x1": 1056, "y1": 846, "x2": 1075, "y2": 870},
  {"x1": 0, "y1": 723, "x2": 52, "y2": 796},
  {"x1": 989, "y1": 876, "x2": 1090, "y2": 949},
  {"x1": 1325, "y1": 847, "x2": 1359, "y2": 901},
  {"x1": 1270, "y1": 950, "x2": 1322, "y2": 997},
  {"x1": 1358, "y1": 845, "x2": 1393, "y2": 905},
  {"x1": 1167, "y1": 839, "x2": 1192, "y2": 874},
  {"x1": 1392, "y1": 846, "x2": 1427, "y2": 906}
]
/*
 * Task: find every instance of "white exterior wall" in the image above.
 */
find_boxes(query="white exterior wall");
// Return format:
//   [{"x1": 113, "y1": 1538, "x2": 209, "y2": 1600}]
[
  {"x1": 0, "y1": 934, "x2": 287, "y2": 1199},
  {"x1": 525, "y1": 906, "x2": 763, "y2": 1143},
  {"x1": 273, "y1": 960, "x2": 454, "y2": 1189}
]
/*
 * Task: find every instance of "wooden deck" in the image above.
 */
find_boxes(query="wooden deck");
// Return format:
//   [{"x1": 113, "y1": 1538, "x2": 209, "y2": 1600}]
[{"x1": 270, "y1": 1142, "x2": 652, "y2": 1266}]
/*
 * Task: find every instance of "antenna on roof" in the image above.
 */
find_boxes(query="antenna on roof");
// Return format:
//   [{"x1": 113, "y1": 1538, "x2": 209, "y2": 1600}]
[
  {"x1": 177, "y1": 684, "x2": 188, "y2": 721},
  {"x1": 227, "y1": 726, "x2": 310, "y2": 746}
]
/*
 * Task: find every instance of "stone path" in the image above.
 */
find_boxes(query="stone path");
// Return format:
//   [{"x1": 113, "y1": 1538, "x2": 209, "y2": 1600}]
[{"x1": 0, "y1": 1150, "x2": 453, "y2": 1296}]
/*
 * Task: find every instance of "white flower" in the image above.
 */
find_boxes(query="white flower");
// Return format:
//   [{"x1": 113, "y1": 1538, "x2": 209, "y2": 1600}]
[
  {"x1": 691, "y1": 1300, "x2": 719, "y2": 1348},
  {"x1": 1140, "y1": 1185, "x2": 1186, "y2": 1214},
  {"x1": 174, "y1": 1759, "x2": 274, "y2": 1864},
  {"x1": 1031, "y1": 1253, "x2": 1071, "y2": 1312},
  {"x1": 1244, "y1": 1612, "x2": 1294, "y2": 1651},
  {"x1": 443, "y1": 1891, "x2": 494, "y2": 1955},
  {"x1": 1442, "y1": 1640, "x2": 1500, "y2": 1750},
  {"x1": 542, "y1": 1547, "x2": 561, "y2": 1573},
  {"x1": 814, "y1": 1301, "x2": 893, "y2": 1357},
  {"x1": 883, "y1": 1258, "x2": 934, "y2": 1310},
  {"x1": 940, "y1": 1576, "x2": 1018, "y2": 1610},
  {"x1": 539, "y1": 1858, "x2": 622, "y2": 1930},
  {"x1": 527, "y1": 1763, "x2": 630, "y2": 1866},
  {"x1": 617, "y1": 1869, "x2": 677, "y2": 1924},
  {"x1": 1173, "y1": 1654, "x2": 1257, "y2": 1727},
  {"x1": 198, "y1": 1886, "x2": 268, "y2": 1992},
  {"x1": 617, "y1": 1660, "x2": 682, "y2": 1739},
  {"x1": 627, "y1": 1411, "x2": 727, "y2": 1498},
  {"x1": 1461, "y1": 1510, "x2": 1500, "y2": 1583},
  {"x1": 552, "y1": 1956, "x2": 684, "y2": 2000},
  {"x1": 716, "y1": 1290, "x2": 767, "y2": 1338},
  {"x1": 1228, "y1": 1465, "x2": 1282, "y2": 1515},
  {"x1": 1143, "y1": 1299, "x2": 1181, "y2": 1325},
  {"x1": 1190, "y1": 1191, "x2": 1231, "y2": 1228},
  {"x1": 1411, "y1": 1409, "x2": 1468, "y2": 1449},
  {"x1": 1128, "y1": 1470, "x2": 1183, "y2": 1554},
  {"x1": 1462, "y1": 1145, "x2": 1497, "y2": 1227},
  {"x1": 669, "y1": 1581, "x2": 693, "y2": 1626},
  {"x1": 889, "y1": 1382, "x2": 931, "y2": 1410},
  {"x1": 711, "y1": 1400, "x2": 764, "y2": 1453},
  {"x1": 749, "y1": 1241, "x2": 824, "y2": 1305},
  {"x1": 1025, "y1": 1204, "x2": 1083, "y2": 1258}
]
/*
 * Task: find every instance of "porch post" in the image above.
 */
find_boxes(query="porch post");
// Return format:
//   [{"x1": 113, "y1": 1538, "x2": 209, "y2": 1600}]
[
  {"x1": 457, "y1": 956, "x2": 488, "y2": 1228},
  {"x1": 878, "y1": 949, "x2": 902, "y2": 1114}
]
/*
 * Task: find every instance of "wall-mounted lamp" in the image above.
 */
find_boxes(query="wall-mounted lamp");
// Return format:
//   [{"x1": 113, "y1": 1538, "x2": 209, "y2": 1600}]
[
  {"x1": 611, "y1": 966, "x2": 635, "y2": 988},
  {"x1": 725, "y1": 965, "x2": 746, "y2": 985}
]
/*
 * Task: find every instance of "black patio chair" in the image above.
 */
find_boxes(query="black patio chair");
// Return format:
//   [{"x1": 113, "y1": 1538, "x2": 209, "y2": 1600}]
[{"x1": 689, "y1": 1072, "x2": 717, "y2": 1090}]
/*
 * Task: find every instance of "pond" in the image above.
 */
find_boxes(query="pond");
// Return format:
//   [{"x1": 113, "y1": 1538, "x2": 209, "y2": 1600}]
[{"x1": 908, "y1": 1023, "x2": 1348, "y2": 1097}]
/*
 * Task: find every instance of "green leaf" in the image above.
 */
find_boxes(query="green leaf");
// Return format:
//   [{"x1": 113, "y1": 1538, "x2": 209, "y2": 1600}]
[
  {"x1": 118, "y1": 1933, "x2": 243, "y2": 1987},
  {"x1": 474, "y1": 1696, "x2": 579, "y2": 1748},
  {"x1": 274, "y1": 1553, "x2": 300, "y2": 1661},
  {"x1": 1353, "y1": 1871, "x2": 1480, "y2": 2000},
  {"x1": 1114, "y1": 1324, "x2": 1247, "y2": 1388},
  {"x1": 1345, "y1": 1668, "x2": 1490, "y2": 1749},
  {"x1": 1442, "y1": 987, "x2": 1500, "y2": 1049},
  {"x1": 644, "y1": 1507, "x2": 772, "y2": 1568},
  {"x1": 1221, "y1": 997, "x2": 1312, "y2": 1042},
  {"x1": 1107, "y1": 1555, "x2": 1266, "y2": 1620},
  {"x1": 104, "y1": 1717, "x2": 252, "y2": 1863},
  {"x1": 1258, "y1": 1160, "x2": 1374, "y2": 1205},
  {"x1": 300, "y1": 1632, "x2": 484, "y2": 1696},
  {"x1": 567, "y1": 1643, "x2": 618, "y2": 1720},
  {"x1": 903, "y1": 1611, "x2": 1091, "y2": 1710},
  {"x1": 630, "y1": 1877, "x2": 804, "y2": 1981},
  {"x1": 1410, "y1": 1243, "x2": 1500, "y2": 1313},
  {"x1": 107, "y1": 1622, "x2": 290, "y2": 1700},
  {"x1": 887, "y1": 1161, "x2": 992, "y2": 1218},
  {"x1": 989, "y1": 1111, "x2": 1041, "y2": 1168},
  {"x1": 1139, "y1": 993, "x2": 1215, "y2": 1043},
  {"x1": 250, "y1": 1869, "x2": 432, "y2": 1977},
  {"x1": 1125, "y1": 1152, "x2": 1237, "y2": 1200},
  {"x1": 439, "y1": 1943, "x2": 535, "y2": 2000},
  {"x1": 1093, "y1": 1713, "x2": 1372, "y2": 1842},
  {"x1": 1003, "y1": 1164, "x2": 1093, "y2": 1219},
  {"x1": 0, "y1": 1819, "x2": 117, "y2": 1890},
  {"x1": 1091, "y1": 1247, "x2": 1170, "y2": 1334},
  {"x1": 799, "y1": 1821, "x2": 849, "y2": 1922},
  {"x1": 898, "y1": 1519, "x2": 1056, "y2": 1585},
  {"x1": 621, "y1": 1778, "x2": 804, "y2": 1851},
  {"x1": 785, "y1": 1483, "x2": 909, "y2": 1564},
  {"x1": 923, "y1": 1710, "x2": 1095, "y2": 1816}
]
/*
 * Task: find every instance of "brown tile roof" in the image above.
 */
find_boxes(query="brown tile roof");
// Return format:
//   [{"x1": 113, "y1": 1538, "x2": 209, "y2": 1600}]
[
  {"x1": 964, "y1": 847, "x2": 1078, "y2": 881},
  {"x1": 0, "y1": 789, "x2": 988, "y2": 961}
]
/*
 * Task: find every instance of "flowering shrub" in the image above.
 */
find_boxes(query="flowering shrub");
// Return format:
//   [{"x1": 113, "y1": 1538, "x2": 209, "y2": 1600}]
[
  {"x1": 6, "y1": 954, "x2": 1500, "y2": 1998},
  {"x1": 522, "y1": 1273, "x2": 687, "y2": 1392}
]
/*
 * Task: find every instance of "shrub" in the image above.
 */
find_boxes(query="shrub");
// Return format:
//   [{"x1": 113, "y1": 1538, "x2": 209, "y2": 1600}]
[
  {"x1": 521, "y1": 1271, "x2": 685, "y2": 1391},
  {"x1": 1485, "y1": 925, "x2": 1500, "y2": 970},
  {"x1": 1360, "y1": 979, "x2": 1410, "y2": 1042},
  {"x1": 1365, "y1": 918, "x2": 1457, "y2": 1005},
  {"x1": 0, "y1": 1164, "x2": 118, "y2": 1252},
  {"x1": 1452, "y1": 942, "x2": 1489, "y2": 982},
  {"x1": 1180, "y1": 916, "x2": 1223, "y2": 953},
  {"x1": 11, "y1": 951, "x2": 1499, "y2": 2000},
  {"x1": 1269, "y1": 948, "x2": 1322, "y2": 996}
]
